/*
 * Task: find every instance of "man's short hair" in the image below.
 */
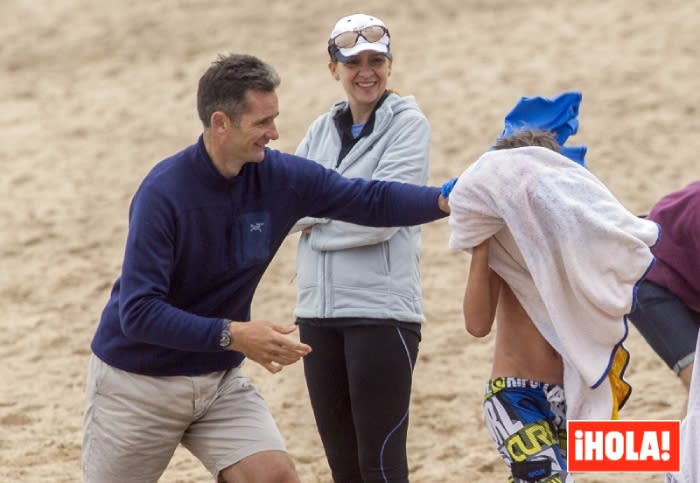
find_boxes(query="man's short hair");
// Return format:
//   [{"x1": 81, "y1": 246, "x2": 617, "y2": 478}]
[{"x1": 197, "y1": 53, "x2": 281, "y2": 127}]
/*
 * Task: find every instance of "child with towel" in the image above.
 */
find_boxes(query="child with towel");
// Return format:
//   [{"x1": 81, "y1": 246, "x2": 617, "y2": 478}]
[{"x1": 447, "y1": 92, "x2": 660, "y2": 482}]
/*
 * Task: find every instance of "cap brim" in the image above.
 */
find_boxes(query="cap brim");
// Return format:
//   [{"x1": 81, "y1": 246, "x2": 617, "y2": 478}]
[{"x1": 335, "y1": 43, "x2": 390, "y2": 62}]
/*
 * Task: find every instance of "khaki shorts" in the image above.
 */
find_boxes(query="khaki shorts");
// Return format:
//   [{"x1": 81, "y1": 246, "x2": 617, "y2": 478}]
[{"x1": 82, "y1": 354, "x2": 287, "y2": 483}]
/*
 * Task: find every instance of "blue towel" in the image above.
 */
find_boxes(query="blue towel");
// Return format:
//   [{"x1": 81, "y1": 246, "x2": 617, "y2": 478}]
[{"x1": 500, "y1": 91, "x2": 588, "y2": 166}]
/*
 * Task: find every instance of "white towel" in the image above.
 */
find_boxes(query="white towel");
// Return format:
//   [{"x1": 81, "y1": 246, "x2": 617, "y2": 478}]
[{"x1": 448, "y1": 146, "x2": 660, "y2": 420}]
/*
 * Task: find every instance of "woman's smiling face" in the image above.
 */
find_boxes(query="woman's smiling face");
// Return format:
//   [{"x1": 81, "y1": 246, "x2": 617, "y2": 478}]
[{"x1": 330, "y1": 50, "x2": 392, "y2": 111}]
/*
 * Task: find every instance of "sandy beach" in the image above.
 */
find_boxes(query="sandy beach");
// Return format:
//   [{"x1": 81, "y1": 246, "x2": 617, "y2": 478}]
[{"x1": 2, "y1": 0, "x2": 699, "y2": 481}]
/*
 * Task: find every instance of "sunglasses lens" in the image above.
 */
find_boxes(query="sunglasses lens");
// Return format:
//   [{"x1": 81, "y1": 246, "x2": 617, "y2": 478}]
[
  {"x1": 360, "y1": 26, "x2": 386, "y2": 43},
  {"x1": 332, "y1": 26, "x2": 388, "y2": 50},
  {"x1": 334, "y1": 31, "x2": 360, "y2": 49}
]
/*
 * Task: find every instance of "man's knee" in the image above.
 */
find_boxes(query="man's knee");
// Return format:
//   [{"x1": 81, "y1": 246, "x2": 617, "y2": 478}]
[{"x1": 219, "y1": 451, "x2": 299, "y2": 483}]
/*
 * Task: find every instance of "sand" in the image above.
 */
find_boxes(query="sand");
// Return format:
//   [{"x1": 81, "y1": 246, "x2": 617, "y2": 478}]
[{"x1": 2, "y1": 0, "x2": 698, "y2": 481}]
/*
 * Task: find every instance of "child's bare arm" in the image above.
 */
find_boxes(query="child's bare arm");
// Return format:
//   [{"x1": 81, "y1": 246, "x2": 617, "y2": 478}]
[{"x1": 463, "y1": 240, "x2": 501, "y2": 337}]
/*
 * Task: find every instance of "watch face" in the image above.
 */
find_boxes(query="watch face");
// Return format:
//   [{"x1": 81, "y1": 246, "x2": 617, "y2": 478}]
[{"x1": 219, "y1": 333, "x2": 231, "y2": 347}]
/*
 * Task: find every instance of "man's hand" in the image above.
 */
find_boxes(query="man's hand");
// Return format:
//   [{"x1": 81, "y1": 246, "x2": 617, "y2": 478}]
[
  {"x1": 438, "y1": 195, "x2": 451, "y2": 214},
  {"x1": 438, "y1": 177, "x2": 457, "y2": 213},
  {"x1": 229, "y1": 321, "x2": 312, "y2": 373}
]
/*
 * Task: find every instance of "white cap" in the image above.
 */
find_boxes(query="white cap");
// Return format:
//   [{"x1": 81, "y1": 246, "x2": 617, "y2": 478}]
[{"x1": 328, "y1": 13, "x2": 391, "y2": 61}]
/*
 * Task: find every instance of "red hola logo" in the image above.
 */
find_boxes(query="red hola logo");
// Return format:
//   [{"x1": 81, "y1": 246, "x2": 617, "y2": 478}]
[{"x1": 567, "y1": 420, "x2": 680, "y2": 472}]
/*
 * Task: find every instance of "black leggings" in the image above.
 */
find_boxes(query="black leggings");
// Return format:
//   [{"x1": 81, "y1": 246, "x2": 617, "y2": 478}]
[{"x1": 299, "y1": 322, "x2": 420, "y2": 483}]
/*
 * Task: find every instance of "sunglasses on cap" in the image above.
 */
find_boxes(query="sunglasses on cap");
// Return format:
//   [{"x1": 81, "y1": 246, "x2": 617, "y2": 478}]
[{"x1": 329, "y1": 25, "x2": 390, "y2": 50}]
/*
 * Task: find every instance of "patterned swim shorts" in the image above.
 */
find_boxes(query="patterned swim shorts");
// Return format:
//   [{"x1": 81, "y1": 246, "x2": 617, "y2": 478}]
[{"x1": 483, "y1": 376, "x2": 572, "y2": 482}]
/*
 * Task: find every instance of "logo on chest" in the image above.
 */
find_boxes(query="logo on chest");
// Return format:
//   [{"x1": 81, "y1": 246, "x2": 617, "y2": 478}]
[{"x1": 249, "y1": 222, "x2": 265, "y2": 232}]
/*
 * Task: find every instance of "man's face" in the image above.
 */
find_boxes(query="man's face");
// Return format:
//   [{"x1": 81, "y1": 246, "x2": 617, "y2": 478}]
[{"x1": 226, "y1": 89, "x2": 280, "y2": 165}]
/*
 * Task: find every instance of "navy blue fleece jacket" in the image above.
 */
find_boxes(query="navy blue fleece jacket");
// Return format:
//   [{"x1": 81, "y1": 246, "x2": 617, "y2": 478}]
[{"x1": 90, "y1": 136, "x2": 445, "y2": 376}]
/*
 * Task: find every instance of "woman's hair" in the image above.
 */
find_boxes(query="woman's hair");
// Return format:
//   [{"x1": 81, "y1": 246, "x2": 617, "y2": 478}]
[{"x1": 492, "y1": 129, "x2": 561, "y2": 152}]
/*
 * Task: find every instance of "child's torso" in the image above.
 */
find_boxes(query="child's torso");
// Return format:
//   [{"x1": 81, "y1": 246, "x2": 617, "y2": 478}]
[{"x1": 491, "y1": 284, "x2": 564, "y2": 384}]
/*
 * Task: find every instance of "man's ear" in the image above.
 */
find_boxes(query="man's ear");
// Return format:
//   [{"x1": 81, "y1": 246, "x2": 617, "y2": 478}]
[{"x1": 210, "y1": 111, "x2": 229, "y2": 132}]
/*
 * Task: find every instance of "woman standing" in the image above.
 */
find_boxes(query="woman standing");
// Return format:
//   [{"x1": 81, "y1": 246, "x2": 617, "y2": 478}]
[{"x1": 292, "y1": 13, "x2": 431, "y2": 482}]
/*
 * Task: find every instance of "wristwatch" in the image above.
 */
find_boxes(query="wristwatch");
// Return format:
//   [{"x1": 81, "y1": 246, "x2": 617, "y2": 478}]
[{"x1": 219, "y1": 319, "x2": 233, "y2": 349}]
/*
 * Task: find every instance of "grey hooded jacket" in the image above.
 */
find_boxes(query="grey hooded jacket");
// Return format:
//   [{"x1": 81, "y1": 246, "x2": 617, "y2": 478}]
[{"x1": 292, "y1": 92, "x2": 431, "y2": 323}]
